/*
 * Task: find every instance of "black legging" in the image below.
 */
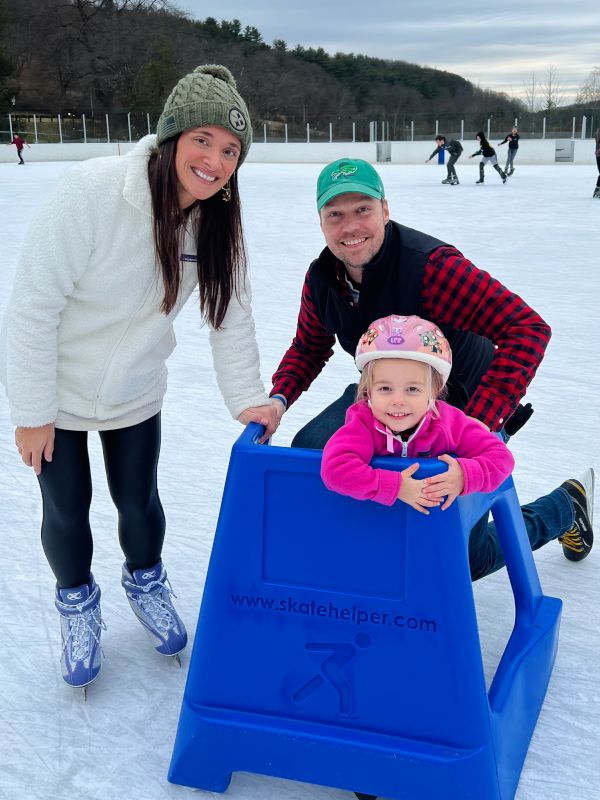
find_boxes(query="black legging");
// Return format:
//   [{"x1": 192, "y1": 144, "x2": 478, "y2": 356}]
[{"x1": 37, "y1": 413, "x2": 165, "y2": 588}]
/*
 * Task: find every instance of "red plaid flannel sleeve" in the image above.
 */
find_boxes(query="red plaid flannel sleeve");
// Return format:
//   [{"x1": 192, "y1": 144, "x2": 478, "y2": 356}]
[
  {"x1": 271, "y1": 272, "x2": 336, "y2": 406},
  {"x1": 422, "y1": 246, "x2": 551, "y2": 430}
]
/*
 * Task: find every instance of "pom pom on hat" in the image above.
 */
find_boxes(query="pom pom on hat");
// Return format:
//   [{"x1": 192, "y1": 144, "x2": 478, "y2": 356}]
[{"x1": 156, "y1": 64, "x2": 252, "y2": 163}]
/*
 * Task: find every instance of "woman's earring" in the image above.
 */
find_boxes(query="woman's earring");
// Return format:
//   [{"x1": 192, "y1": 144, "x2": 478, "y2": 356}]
[{"x1": 222, "y1": 181, "x2": 231, "y2": 202}]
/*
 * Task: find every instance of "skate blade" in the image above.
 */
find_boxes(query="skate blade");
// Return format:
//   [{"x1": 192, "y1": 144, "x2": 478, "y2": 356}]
[{"x1": 172, "y1": 653, "x2": 182, "y2": 668}]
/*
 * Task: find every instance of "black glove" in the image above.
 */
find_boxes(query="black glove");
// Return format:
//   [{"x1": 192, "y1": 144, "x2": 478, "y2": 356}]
[{"x1": 504, "y1": 402, "x2": 533, "y2": 437}]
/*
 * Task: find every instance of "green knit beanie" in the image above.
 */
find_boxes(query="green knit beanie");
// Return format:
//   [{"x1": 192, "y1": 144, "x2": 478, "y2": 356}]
[{"x1": 156, "y1": 64, "x2": 252, "y2": 163}]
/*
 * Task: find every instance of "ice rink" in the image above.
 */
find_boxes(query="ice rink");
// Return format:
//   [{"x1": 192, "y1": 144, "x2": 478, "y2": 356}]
[{"x1": 0, "y1": 157, "x2": 599, "y2": 800}]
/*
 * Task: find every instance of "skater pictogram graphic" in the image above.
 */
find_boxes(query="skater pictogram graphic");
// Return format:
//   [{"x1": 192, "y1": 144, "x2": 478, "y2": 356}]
[{"x1": 293, "y1": 633, "x2": 371, "y2": 714}]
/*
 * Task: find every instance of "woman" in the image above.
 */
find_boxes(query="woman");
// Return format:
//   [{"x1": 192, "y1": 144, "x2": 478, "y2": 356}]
[
  {"x1": 468, "y1": 131, "x2": 507, "y2": 184},
  {"x1": 0, "y1": 64, "x2": 279, "y2": 692},
  {"x1": 497, "y1": 125, "x2": 520, "y2": 176}
]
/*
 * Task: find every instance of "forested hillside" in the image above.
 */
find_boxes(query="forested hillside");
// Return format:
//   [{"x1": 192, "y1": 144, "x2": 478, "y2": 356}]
[{"x1": 0, "y1": 0, "x2": 523, "y2": 127}]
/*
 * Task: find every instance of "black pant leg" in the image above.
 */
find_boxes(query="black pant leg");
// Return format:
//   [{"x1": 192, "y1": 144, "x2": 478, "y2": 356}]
[
  {"x1": 99, "y1": 413, "x2": 165, "y2": 571},
  {"x1": 37, "y1": 429, "x2": 94, "y2": 588}
]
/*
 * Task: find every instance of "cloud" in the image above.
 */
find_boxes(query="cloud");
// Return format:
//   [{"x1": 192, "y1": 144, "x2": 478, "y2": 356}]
[{"x1": 175, "y1": 0, "x2": 596, "y2": 100}]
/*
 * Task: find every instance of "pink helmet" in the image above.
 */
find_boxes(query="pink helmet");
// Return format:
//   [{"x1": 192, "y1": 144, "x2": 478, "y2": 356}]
[{"x1": 355, "y1": 315, "x2": 452, "y2": 385}]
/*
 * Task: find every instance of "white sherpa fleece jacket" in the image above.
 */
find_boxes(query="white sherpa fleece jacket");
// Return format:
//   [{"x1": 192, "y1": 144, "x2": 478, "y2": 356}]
[{"x1": 0, "y1": 135, "x2": 269, "y2": 427}]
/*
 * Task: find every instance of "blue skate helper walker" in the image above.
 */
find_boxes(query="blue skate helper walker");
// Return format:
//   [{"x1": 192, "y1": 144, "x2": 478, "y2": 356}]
[{"x1": 169, "y1": 423, "x2": 562, "y2": 800}]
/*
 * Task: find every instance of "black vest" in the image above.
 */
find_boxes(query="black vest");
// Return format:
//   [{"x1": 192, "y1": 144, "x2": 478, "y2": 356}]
[{"x1": 307, "y1": 221, "x2": 495, "y2": 411}]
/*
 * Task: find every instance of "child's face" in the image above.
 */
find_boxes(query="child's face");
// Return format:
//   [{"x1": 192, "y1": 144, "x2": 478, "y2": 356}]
[{"x1": 369, "y1": 359, "x2": 432, "y2": 434}]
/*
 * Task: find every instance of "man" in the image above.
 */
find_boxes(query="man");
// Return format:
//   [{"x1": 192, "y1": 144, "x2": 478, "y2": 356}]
[
  {"x1": 425, "y1": 134, "x2": 463, "y2": 184},
  {"x1": 269, "y1": 157, "x2": 593, "y2": 577},
  {"x1": 7, "y1": 133, "x2": 29, "y2": 165}
]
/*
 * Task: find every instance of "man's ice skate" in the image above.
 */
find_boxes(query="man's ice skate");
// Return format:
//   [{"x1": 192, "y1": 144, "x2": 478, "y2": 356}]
[
  {"x1": 121, "y1": 560, "x2": 187, "y2": 664},
  {"x1": 55, "y1": 575, "x2": 105, "y2": 699},
  {"x1": 558, "y1": 468, "x2": 594, "y2": 562},
  {"x1": 441, "y1": 177, "x2": 452, "y2": 184},
  {"x1": 450, "y1": 176, "x2": 459, "y2": 185},
  {"x1": 476, "y1": 178, "x2": 484, "y2": 184},
  {"x1": 593, "y1": 187, "x2": 600, "y2": 198}
]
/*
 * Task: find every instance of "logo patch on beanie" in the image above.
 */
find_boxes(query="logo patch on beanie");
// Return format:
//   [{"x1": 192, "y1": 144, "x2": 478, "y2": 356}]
[{"x1": 229, "y1": 107, "x2": 247, "y2": 131}]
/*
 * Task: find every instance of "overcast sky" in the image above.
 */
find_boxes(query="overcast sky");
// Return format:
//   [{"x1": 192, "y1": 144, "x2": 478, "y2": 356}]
[{"x1": 175, "y1": 0, "x2": 598, "y2": 103}]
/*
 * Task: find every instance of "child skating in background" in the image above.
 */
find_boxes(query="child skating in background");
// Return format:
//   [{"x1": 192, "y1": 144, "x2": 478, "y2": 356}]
[
  {"x1": 469, "y1": 130, "x2": 507, "y2": 184},
  {"x1": 497, "y1": 126, "x2": 520, "y2": 176},
  {"x1": 321, "y1": 315, "x2": 594, "y2": 582}
]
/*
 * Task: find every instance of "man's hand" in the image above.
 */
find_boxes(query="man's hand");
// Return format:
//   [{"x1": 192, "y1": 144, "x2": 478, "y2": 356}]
[
  {"x1": 397, "y1": 462, "x2": 441, "y2": 515},
  {"x1": 422, "y1": 454, "x2": 465, "y2": 510},
  {"x1": 15, "y1": 424, "x2": 55, "y2": 476}
]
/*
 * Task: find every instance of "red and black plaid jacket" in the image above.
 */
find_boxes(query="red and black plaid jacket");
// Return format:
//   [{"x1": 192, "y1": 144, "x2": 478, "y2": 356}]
[{"x1": 271, "y1": 240, "x2": 551, "y2": 432}]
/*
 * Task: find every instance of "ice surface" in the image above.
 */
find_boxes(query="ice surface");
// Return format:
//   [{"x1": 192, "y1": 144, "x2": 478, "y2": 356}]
[{"x1": 0, "y1": 159, "x2": 599, "y2": 800}]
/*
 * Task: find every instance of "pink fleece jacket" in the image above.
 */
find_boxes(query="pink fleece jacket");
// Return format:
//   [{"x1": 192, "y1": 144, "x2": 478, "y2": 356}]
[{"x1": 321, "y1": 400, "x2": 515, "y2": 506}]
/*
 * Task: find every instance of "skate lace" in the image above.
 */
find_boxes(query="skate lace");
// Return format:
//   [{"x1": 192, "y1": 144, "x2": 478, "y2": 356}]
[
  {"x1": 65, "y1": 604, "x2": 106, "y2": 662},
  {"x1": 136, "y1": 578, "x2": 177, "y2": 632},
  {"x1": 560, "y1": 527, "x2": 584, "y2": 552}
]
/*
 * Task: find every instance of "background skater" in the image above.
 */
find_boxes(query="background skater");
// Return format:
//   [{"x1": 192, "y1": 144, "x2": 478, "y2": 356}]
[
  {"x1": 497, "y1": 126, "x2": 520, "y2": 175},
  {"x1": 425, "y1": 135, "x2": 463, "y2": 184},
  {"x1": 469, "y1": 131, "x2": 507, "y2": 183}
]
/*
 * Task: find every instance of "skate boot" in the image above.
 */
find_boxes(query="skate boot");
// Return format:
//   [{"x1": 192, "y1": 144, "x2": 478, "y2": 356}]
[
  {"x1": 593, "y1": 187, "x2": 600, "y2": 198},
  {"x1": 558, "y1": 468, "x2": 594, "y2": 562},
  {"x1": 121, "y1": 560, "x2": 187, "y2": 659},
  {"x1": 476, "y1": 164, "x2": 484, "y2": 183},
  {"x1": 441, "y1": 177, "x2": 452, "y2": 184},
  {"x1": 450, "y1": 176, "x2": 460, "y2": 185},
  {"x1": 55, "y1": 575, "x2": 105, "y2": 695},
  {"x1": 494, "y1": 164, "x2": 507, "y2": 183}
]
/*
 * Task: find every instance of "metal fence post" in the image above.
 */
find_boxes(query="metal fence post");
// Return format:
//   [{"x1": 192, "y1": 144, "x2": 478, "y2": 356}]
[
  {"x1": 571, "y1": 116, "x2": 576, "y2": 139},
  {"x1": 487, "y1": 117, "x2": 491, "y2": 139},
  {"x1": 127, "y1": 112, "x2": 132, "y2": 142},
  {"x1": 435, "y1": 119, "x2": 439, "y2": 136},
  {"x1": 58, "y1": 114, "x2": 63, "y2": 144},
  {"x1": 514, "y1": 117, "x2": 518, "y2": 127},
  {"x1": 263, "y1": 123, "x2": 267, "y2": 143},
  {"x1": 33, "y1": 114, "x2": 38, "y2": 143},
  {"x1": 461, "y1": 119, "x2": 464, "y2": 140},
  {"x1": 329, "y1": 122, "x2": 333, "y2": 142},
  {"x1": 542, "y1": 117, "x2": 546, "y2": 139},
  {"x1": 581, "y1": 115, "x2": 587, "y2": 139},
  {"x1": 147, "y1": 113, "x2": 151, "y2": 136},
  {"x1": 82, "y1": 114, "x2": 87, "y2": 144},
  {"x1": 352, "y1": 121, "x2": 356, "y2": 143},
  {"x1": 105, "y1": 113, "x2": 110, "y2": 143},
  {"x1": 306, "y1": 123, "x2": 310, "y2": 143},
  {"x1": 8, "y1": 113, "x2": 13, "y2": 139},
  {"x1": 411, "y1": 120, "x2": 414, "y2": 141},
  {"x1": 284, "y1": 123, "x2": 288, "y2": 143}
]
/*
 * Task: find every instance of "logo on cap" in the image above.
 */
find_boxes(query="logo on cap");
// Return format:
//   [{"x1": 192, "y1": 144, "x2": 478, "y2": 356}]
[
  {"x1": 229, "y1": 108, "x2": 247, "y2": 131},
  {"x1": 332, "y1": 164, "x2": 358, "y2": 181}
]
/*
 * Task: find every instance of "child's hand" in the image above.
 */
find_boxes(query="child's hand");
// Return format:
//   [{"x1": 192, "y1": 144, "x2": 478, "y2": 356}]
[
  {"x1": 397, "y1": 462, "x2": 441, "y2": 515},
  {"x1": 422, "y1": 454, "x2": 464, "y2": 510}
]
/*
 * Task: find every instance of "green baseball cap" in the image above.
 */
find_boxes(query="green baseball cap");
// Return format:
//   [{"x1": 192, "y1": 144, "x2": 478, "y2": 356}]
[{"x1": 316, "y1": 158, "x2": 385, "y2": 210}]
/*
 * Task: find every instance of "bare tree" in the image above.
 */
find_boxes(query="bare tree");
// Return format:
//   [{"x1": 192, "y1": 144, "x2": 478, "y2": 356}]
[
  {"x1": 539, "y1": 65, "x2": 565, "y2": 109},
  {"x1": 576, "y1": 66, "x2": 600, "y2": 105},
  {"x1": 522, "y1": 71, "x2": 540, "y2": 113}
]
